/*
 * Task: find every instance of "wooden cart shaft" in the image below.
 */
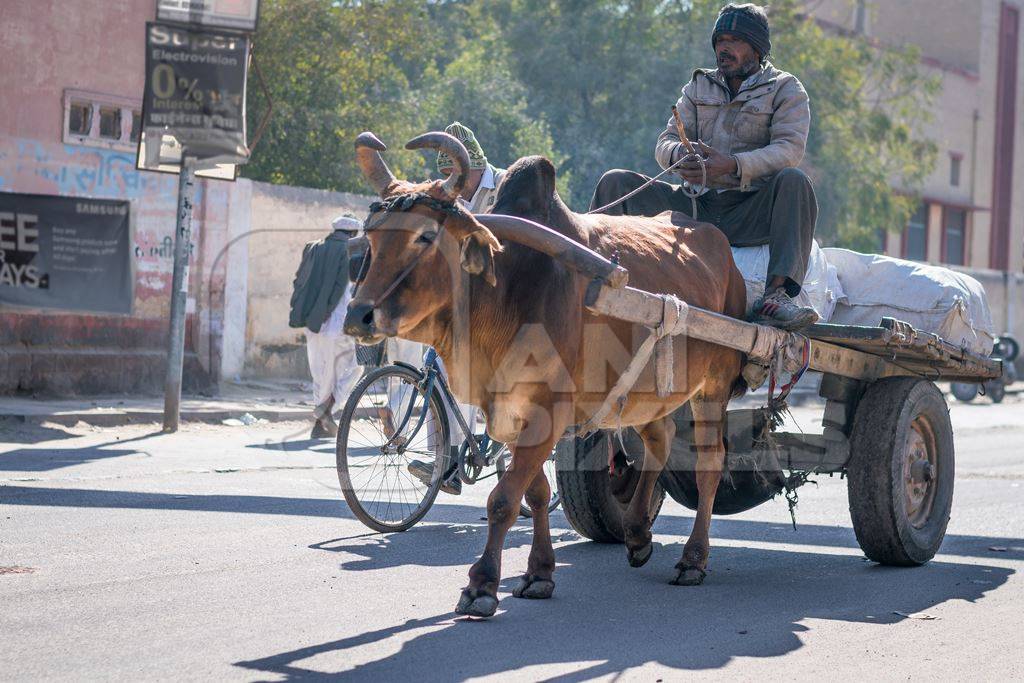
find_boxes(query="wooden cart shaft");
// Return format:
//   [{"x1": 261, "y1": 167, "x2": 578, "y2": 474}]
[{"x1": 585, "y1": 284, "x2": 1001, "y2": 383}]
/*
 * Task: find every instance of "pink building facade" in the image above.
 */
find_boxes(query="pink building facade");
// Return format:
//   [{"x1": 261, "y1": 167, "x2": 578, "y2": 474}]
[{"x1": 0, "y1": 0, "x2": 242, "y2": 394}]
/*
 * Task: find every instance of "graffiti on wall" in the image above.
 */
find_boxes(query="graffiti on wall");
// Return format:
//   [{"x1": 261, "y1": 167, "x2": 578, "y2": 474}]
[
  {"x1": 0, "y1": 135, "x2": 227, "y2": 316},
  {"x1": 7, "y1": 139, "x2": 165, "y2": 199}
]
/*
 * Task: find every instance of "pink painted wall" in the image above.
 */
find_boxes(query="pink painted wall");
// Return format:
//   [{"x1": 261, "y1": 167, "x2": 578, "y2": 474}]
[
  {"x1": 0, "y1": 0, "x2": 151, "y2": 141},
  {"x1": 0, "y1": 0, "x2": 237, "y2": 394}
]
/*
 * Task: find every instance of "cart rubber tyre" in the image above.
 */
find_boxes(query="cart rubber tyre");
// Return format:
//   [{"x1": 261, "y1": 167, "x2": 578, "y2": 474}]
[
  {"x1": 556, "y1": 431, "x2": 665, "y2": 543},
  {"x1": 847, "y1": 378, "x2": 954, "y2": 566}
]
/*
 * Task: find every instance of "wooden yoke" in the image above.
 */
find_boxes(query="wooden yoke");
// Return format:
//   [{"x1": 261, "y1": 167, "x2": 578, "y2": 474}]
[{"x1": 474, "y1": 213, "x2": 629, "y2": 288}]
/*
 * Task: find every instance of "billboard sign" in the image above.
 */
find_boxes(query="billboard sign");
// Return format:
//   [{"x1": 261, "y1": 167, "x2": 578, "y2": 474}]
[
  {"x1": 156, "y1": 0, "x2": 260, "y2": 32},
  {"x1": 138, "y1": 22, "x2": 249, "y2": 176},
  {"x1": 0, "y1": 193, "x2": 133, "y2": 315}
]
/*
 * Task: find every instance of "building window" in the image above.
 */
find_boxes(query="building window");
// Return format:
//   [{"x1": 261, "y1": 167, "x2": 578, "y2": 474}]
[
  {"x1": 68, "y1": 102, "x2": 93, "y2": 136},
  {"x1": 943, "y1": 208, "x2": 966, "y2": 266},
  {"x1": 62, "y1": 89, "x2": 142, "y2": 151},
  {"x1": 98, "y1": 107, "x2": 122, "y2": 140},
  {"x1": 950, "y1": 153, "x2": 963, "y2": 187},
  {"x1": 130, "y1": 111, "x2": 142, "y2": 143},
  {"x1": 905, "y1": 203, "x2": 928, "y2": 261}
]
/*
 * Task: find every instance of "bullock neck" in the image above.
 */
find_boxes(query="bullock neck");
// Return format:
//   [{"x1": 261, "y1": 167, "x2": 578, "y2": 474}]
[{"x1": 397, "y1": 283, "x2": 497, "y2": 409}]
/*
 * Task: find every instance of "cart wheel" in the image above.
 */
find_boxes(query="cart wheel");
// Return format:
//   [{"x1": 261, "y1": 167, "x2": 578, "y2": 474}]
[
  {"x1": 556, "y1": 431, "x2": 665, "y2": 543},
  {"x1": 847, "y1": 378, "x2": 954, "y2": 566},
  {"x1": 950, "y1": 382, "x2": 978, "y2": 402}
]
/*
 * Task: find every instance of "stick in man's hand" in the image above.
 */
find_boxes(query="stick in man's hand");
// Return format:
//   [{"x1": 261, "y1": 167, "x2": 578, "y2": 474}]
[{"x1": 671, "y1": 105, "x2": 697, "y2": 156}]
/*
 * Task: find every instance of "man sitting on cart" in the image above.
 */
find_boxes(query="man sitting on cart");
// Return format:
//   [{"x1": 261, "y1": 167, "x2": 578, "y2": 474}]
[{"x1": 590, "y1": 2, "x2": 819, "y2": 331}]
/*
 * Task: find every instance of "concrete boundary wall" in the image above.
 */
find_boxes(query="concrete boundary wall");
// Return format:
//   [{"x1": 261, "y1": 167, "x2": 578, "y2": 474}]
[{"x1": 240, "y1": 182, "x2": 372, "y2": 380}]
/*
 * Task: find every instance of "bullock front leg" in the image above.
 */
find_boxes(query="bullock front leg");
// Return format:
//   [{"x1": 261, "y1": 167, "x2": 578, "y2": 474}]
[
  {"x1": 456, "y1": 421, "x2": 561, "y2": 618},
  {"x1": 623, "y1": 415, "x2": 675, "y2": 568},
  {"x1": 512, "y1": 469, "x2": 556, "y2": 600},
  {"x1": 673, "y1": 396, "x2": 727, "y2": 586}
]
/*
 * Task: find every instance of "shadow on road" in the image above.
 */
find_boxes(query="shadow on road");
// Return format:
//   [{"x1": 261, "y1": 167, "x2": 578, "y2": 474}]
[
  {"x1": 0, "y1": 431, "x2": 161, "y2": 472},
  {"x1": 0, "y1": 419, "x2": 79, "y2": 446},
  {"x1": 311, "y1": 523, "x2": 580, "y2": 570},
  {"x1": 4, "y1": 483, "x2": 1019, "y2": 677},
  {"x1": 235, "y1": 541, "x2": 1014, "y2": 679},
  {"x1": 247, "y1": 437, "x2": 335, "y2": 454},
  {"x1": 5, "y1": 486, "x2": 1023, "y2": 563},
  {"x1": 0, "y1": 486, "x2": 488, "y2": 526}
]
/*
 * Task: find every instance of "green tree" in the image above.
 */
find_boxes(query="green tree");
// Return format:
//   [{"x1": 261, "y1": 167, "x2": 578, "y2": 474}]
[
  {"x1": 769, "y1": 0, "x2": 939, "y2": 249},
  {"x1": 418, "y1": 4, "x2": 570, "y2": 197},
  {"x1": 246, "y1": 0, "x2": 568, "y2": 198},
  {"x1": 246, "y1": 0, "x2": 938, "y2": 249},
  {"x1": 245, "y1": 0, "x2": 443, "y2": 192},
  {"x1": 492, "y1": 0, "x2": 938, "y2": 246},
  {"x1": 492, "y1": 0, "x2": 712, "y2": 208}
]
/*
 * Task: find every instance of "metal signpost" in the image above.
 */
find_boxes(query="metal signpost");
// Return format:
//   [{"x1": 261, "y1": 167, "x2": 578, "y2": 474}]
[
  {"x1": 164, "y1": 157, "x2": 197, "y2": 431},
  {"x1": 140, "y1": 2, "x2": 257, "y2": 432}
]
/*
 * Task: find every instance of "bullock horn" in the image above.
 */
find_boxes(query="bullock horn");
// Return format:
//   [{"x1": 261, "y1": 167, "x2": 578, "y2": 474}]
[
  {"x1": 355, "y1": 132, "x2": 396, "y2": 197},
  {"x1": 474, "y1": 214, "x2": 629, "y2": 289},
  {"x1": 405, "y1": 132, "x2": 469, "y2": 198}
]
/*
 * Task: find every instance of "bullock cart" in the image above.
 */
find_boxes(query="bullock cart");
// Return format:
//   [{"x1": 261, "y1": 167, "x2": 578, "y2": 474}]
[{"x1": 549, "y1": 247, "x2": 1002, "y2": 567}]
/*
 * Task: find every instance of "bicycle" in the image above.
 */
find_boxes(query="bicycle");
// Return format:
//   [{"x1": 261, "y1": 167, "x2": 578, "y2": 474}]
[{"x1": 336, "y1": 347, "x2": 560, "y2": 532}]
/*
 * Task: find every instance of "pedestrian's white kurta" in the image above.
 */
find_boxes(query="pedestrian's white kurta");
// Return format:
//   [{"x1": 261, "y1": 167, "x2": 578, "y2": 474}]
[{"x1": 306, "y1": 286, "x2": 361, "y2": 411}]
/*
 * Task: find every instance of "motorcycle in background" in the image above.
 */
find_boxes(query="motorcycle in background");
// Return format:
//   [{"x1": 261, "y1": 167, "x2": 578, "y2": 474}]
[{"x1": 951, "y1": 335, "x2": 1020, "y2": 403}]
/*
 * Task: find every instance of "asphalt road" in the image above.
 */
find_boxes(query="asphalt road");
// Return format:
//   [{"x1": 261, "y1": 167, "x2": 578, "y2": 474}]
[{"x1": 2, "y1": 391, "x2": 1023, "y2": 681}]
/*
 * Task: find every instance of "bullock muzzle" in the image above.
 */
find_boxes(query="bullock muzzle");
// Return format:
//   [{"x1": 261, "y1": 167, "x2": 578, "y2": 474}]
[{"x1": 343, "y1": 301, "x2": 381, "y2": 343}]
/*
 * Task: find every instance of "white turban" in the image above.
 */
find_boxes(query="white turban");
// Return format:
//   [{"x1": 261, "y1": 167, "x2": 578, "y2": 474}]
[{"x1": 332, "y1": 213, "x2": 362, "y2": 235}]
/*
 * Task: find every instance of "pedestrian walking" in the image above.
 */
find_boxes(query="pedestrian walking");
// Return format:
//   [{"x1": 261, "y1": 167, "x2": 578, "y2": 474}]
[{"x1": 289, "y1": 214, "x2": 363, "y2": 438}]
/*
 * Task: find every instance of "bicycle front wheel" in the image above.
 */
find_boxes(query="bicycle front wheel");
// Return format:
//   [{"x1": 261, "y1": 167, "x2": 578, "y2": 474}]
[{"x1": 336, "y1": 364, "x2": 450, "y2": 532}]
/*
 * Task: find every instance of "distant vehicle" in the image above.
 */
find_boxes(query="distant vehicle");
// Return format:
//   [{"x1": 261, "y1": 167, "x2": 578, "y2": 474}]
[{"x1": 951, "y1": 336, "x2": 1019, "y2": 403}]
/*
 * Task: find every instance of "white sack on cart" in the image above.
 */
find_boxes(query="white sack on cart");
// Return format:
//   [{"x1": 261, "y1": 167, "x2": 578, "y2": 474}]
[
  {"x1": 731, "y1": 240, "x2": 843, "y2": 322},
  {"x1": 823, "y1": 248, "x2": 995, "y2": 356}
]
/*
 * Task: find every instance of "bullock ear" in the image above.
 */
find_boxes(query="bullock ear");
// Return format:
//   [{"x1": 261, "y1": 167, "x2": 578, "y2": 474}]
[{"x1": 459, "y1": 229, "x2": 500, "y2": 287}]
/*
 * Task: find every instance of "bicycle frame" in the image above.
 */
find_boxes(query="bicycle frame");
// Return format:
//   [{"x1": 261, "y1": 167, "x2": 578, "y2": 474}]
[{"x1": 381, "y1": 348, "x2": 492, "y2": 470}]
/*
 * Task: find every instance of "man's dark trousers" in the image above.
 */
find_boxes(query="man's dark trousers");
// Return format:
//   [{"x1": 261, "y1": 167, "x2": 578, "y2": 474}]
[{"x1": 589, "y1": 167, "x2": 817, "y2": 296}]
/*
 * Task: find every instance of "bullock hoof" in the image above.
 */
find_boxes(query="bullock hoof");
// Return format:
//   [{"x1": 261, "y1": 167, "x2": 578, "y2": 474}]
[
  {"x1": 512, "y1": 575, "x2": 555, "y2": 600},
  {"x1": 670, "y1": 565, "x2": 707, "y2": 586},
  {"x1": 627, "y1": 542, "x2": 653, "y2": 568},
  {"x1": 455, "y1": 588, "x2": 499, "y2": 618}
]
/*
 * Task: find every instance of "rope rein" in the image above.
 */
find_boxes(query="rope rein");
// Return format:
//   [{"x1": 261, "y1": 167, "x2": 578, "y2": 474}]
[{"x1": 586, "y1": 153, "x2": 708, "y2": 220}]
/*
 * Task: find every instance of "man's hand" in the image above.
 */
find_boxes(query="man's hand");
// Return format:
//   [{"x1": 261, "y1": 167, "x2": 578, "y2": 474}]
[{"x1": 678, "y1": 140, "x2": 737, "y2": 184}]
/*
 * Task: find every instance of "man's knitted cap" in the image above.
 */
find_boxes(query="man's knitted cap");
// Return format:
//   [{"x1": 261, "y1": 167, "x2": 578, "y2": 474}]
[
  {"x1": 712, "y1": 3, "x2": 771, "y2": 62},
  {"x1": 437, "y1": 121, "x2": 487, "y2": 172}
]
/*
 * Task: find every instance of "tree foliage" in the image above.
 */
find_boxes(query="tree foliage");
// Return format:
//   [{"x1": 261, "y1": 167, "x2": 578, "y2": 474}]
[{"x1": 246, "y1": 0, "x2": 938, "y2": 249}]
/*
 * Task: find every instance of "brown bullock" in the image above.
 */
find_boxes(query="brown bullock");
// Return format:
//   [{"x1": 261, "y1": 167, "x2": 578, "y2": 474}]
[{"x1": 344, "y1": 131, "x2": 747, "y2": 618}]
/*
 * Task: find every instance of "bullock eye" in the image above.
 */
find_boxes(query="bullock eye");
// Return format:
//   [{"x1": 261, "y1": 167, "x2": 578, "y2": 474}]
[{"x1": 416, "y1": 230, "x2": 438, "y2": 245}]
